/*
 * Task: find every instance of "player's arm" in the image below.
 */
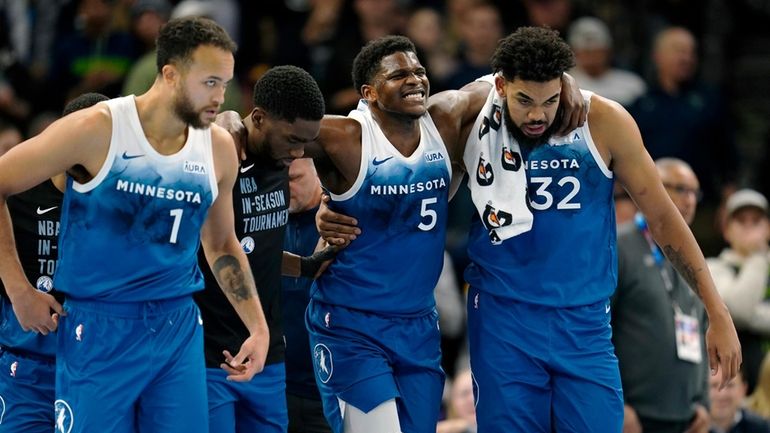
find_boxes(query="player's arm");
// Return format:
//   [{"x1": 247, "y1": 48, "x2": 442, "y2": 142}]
[
  {"x1": 592, "y1": 95, "x2": 741, "y2": 388},
  {"x1": 0, "y1": 105, "x2": 110, "y2": 333},
  {"x1": 200, "y1": 124, "x2": 269, "y2": 382}
]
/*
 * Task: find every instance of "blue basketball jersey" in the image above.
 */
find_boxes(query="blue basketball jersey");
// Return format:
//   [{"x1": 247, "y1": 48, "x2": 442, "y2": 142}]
[
  {"x1": 312, "y1": 100, "x2": 452, "y2": 316},
  {"x1": 465, "y1": 93, "x2": 617, "y2": 307},
  {"x1": 55, "y1": 96, "x2": 218, "y2": 301}
]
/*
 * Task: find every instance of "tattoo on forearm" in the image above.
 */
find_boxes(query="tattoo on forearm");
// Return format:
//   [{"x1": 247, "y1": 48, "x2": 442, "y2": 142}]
[
  {"x1": 212, "y1": 255, "x2": 253, "y2": 301},
  {"x1": 662, "y1": 245, "x2": 702, "y2": 298}
]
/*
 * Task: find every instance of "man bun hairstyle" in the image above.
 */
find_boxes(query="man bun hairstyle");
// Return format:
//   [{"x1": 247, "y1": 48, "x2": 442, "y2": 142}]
[
  {"x1": 253, "y1": 65, "x2": 325, "y2": 122},
  {"x1": 352, "y1": 35, "x2": 417, "y2": 96},
  {"x1": 156, "y1": 16, "x2": 237, "y2": 72},
  {"x1": 491, "y1": 27, "x2": 575, "y2": 82}
]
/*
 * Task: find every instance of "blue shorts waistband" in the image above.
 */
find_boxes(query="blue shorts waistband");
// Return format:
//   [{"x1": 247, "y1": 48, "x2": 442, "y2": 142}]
[{"x1": 64, "y1": 295, "x2": 194, "y2": 318}]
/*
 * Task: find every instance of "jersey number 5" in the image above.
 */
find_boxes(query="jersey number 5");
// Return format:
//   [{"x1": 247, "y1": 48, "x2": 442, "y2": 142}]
[{"x1": 418, "y1": 197, "x2": 437, "y2": 231}]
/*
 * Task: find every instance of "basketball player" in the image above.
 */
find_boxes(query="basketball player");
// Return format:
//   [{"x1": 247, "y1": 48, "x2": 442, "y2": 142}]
[
  {"x1": 0, "y1": 93, "x2": 107, "y2": 433},
  {"x1": 196, "y1": 65, "x2": 325, "y2": 433},
  {"x1": 315, "y1": 30, "x2": 741, "y2": 433},
  {"x1": 458, "y1": 27, "x2": 739, "y2": 433},
  {"x1": 0, "y1": 17, "x2": 269, "y2": 433}
]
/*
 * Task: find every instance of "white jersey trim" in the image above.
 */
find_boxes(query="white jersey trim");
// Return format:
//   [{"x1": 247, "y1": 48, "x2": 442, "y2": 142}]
[
  {"x1": 203, "y1": 132, "x2": 218, "y2": 202},
  {"x1": 72, "y1": 102, "x2": 117, "y2": 193},
  {"x1": 581, "y1": 92, "x2": 613, "y2": 179},
  {"x1": 329, "y1": 111, "x2": 369, "y2": 202}
]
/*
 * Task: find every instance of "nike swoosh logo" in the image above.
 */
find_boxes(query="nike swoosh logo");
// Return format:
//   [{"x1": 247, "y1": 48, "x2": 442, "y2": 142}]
[
  {"x1": 240, "y1": 163, "x2": 255, "y2": 173},
  {"x1": 36, "y1": 206, "x2": 58, "y2": 215},
  {"x1": 372, "y1": 156, "x2": 393, "y2": 166},
  {"x1": 122, "y1": 151, "x2": 144, "y2": 160}
]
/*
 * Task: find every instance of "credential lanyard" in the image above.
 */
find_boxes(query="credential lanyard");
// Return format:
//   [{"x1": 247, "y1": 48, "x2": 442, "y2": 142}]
[{"x1": 635, "y1": 214, "x2": 674, "y2": 293}]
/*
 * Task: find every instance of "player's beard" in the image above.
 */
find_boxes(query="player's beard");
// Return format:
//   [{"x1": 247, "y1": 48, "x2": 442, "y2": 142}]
[
  {"x1": 174, "y1": 86, "x2": 208, "y2": 129},
  {"x1": 503, "y1": 104, "x2": 557, "y2": 150}
]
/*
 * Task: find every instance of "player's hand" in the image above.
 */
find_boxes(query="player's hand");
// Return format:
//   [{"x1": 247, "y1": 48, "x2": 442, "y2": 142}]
[
  {"x1": 555, "y1": 72, "x2": 587, "y2": 136},
  {"x1": 316, "y1": 194, "x2": 360, "y2": 248},
  {"x1": 10, "y1": 287, "x2": 64, "y2": 334},
  {"x1": 622, "y1": 405, "x2": 642, "y2": 433},
  {"x1": 706, "y1": 306, "x2": 742, "y2": 390},
  {"x1": 300, "y1": 243, "x2": 338, "y2": 279},
  {"x1": 220, "y1": 332, "x2": 269, "y2": 382},
  {"x1": 685, "y1": 404, "x2": 709, "y2": 433},
  {"x1": 215, "y1": 110, "x2": 248, "y2": 160}
]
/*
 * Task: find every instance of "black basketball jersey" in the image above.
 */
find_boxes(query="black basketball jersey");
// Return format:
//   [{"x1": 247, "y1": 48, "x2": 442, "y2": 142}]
[
  {"x1": 0, "y1": 179, "x2": 64, "y2": 302},
  {"x1": 195, "y1": 154, "x2": 290, "y2": 368}
]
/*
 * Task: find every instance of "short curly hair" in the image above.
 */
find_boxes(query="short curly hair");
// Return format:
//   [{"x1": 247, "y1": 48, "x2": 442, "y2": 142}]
[
  {"x1": 253, "y1": 65, "x2": 325, "y2": 122},
  {"x1": 352, "y1": 36, "x2": 417, "y2": 96},
  {"x1": 491, "y1": 27, "x2": 575, "y2": 82},
  {"x1": 156, "y1": 17, "x2": 237, "y2": 72},
  {"x1": 62, "y1": 93, "x2": 109, "y2": 116}
]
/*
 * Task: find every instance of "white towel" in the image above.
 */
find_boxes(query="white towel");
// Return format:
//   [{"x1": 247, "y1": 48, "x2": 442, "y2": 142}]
[{"x1": 463, "y1": 75, "x2": 533, "y2": 245}]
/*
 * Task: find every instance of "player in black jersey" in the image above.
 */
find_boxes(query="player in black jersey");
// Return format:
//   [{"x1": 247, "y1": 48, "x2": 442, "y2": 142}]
[{"x1": 195, "y1": 65, "x2": 326, "y2": 433}]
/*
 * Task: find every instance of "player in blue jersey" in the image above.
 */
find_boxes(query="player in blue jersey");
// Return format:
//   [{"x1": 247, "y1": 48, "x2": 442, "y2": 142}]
[
  {"x1": 457, "y1": 27, "x2": 739, "y2": 433},
  {"x1": 306, "y1": 36, "x2": 587, "y2": 433},
  {"x1": 0, "y1": 17, "x2": 269, "y2": 433},
  {"x1": 0, "y1": 92, "x2": 107, "y2": 433}
]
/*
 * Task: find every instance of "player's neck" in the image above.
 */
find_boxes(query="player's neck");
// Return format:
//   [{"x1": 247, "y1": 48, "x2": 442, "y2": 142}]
[
  {"x1": 134, "y1": 90, "x2": 189, "y2": 155},
  {"x1": 370, "y1": 108, "x2": 421, "y2": 157}
]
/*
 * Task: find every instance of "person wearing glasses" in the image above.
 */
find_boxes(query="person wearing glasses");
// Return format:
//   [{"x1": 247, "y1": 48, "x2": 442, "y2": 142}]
[
  {"x1": 612, "y1": 158, "x2": 711, "y2": 433},
  {"x1": 708, "y1": 189, "x2": 770, "y2": 395}
]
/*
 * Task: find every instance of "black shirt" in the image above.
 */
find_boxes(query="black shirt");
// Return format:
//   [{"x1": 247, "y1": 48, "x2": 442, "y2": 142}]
[
  {"x1": 195, "y1": 153, "x2": 290, "y2": 368},
  {"x1": 0, "y1": 179, "x2": 64, "y2": 303}
]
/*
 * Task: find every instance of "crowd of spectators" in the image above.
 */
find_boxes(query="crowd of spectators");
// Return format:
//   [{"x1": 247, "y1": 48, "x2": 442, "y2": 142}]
[{"x1": 3, "y1": 0, "x2": 770, "y2": 431}]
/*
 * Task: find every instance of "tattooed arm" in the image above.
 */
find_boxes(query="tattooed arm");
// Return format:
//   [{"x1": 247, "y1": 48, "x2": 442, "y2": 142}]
[
  {"x1": 200, "y1": 124, "x2": 269, "y2": 381},
  {"x1": 588, "y1": 94, "x2": 741, "y2": 389}
]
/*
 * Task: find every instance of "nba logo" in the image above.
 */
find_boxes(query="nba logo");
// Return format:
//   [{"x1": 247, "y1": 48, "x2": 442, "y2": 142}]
[
  {"x1": 474, "y1": 293, "x2": 480, "y2": 310},
  {"x1": 75, "y1": 324, "x2": 84, "y2": 342},
  {"x1": 9, "y1": 361, "x2": 17, "y2": 378},
  {"x1": 324, "y1": 312, "x2": 330, "y2": 328}
]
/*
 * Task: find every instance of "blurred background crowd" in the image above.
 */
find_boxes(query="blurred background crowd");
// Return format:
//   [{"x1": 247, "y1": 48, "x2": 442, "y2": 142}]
[{"x1": 2, "y1": 0, "x2": 770, "y2": 432}]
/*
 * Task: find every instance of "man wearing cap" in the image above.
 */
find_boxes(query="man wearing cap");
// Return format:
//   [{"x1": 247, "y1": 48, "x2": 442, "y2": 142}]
[
  {"x1": 708, "y1": 189, "x2": 770, "y2": 393},
  {"x1": 613, "y1": 158, "x2": 710, "y2": 433},
  {"x1": 567, "y1": 16, "x2": 646, "y2": 106}
]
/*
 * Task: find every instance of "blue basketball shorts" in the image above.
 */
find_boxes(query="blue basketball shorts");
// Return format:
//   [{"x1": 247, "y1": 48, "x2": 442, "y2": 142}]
[
  {"x1": 55, "y1": 296, "x2": 208, "y2": 433},
  {"x1": 466, "y1": 287, "x2": 623, "y2": 433},
  {"x1": 0, "y1": 350, "x2": 55, "y2": 433},
  {"x1": 305, "y1": 300, "x2": 444, "y2": 433},
  {"x1": 206, "y1": 362, "x2": 288, "y2": 433}
]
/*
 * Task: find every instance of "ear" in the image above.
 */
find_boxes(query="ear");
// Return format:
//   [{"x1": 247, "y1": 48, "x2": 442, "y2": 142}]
[
  {"x1": 250, "y1": 107, "x2": 267, "y2": 130},
  {"x1": 361, "y1": 84, "x2": 377, "y2": 102},
  {"x1": 161, "y1": 63, "x2": 179, "y2": 86},
  {"x1": 495, "y1": 75, "x2": 506, "y2": 98}
]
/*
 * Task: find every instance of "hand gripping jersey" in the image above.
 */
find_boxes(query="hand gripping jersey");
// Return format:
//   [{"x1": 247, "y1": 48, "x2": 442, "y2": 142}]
[
  {"x1": 465, "y1": 91, "x2": 617, "y2": 307},
  {"x1": 313, "y1": 100, "x2": 452, "y2": 316},
  {"x1": 55, "y1": 96, "x2": 218, "y2": 302}
]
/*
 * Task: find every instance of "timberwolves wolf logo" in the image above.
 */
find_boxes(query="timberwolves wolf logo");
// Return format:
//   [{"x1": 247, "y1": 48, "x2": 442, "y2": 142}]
[
  {"x1": 476, "y1": 155, "x2": 494, "y2": 186},
  {"x1": 240, "y1": 236, "x2": 255, "y2": 254},
  {"x1": 501, "y1": 145, "x2": 522, "y2": 171},
  {"x1": 313, "y1": 344, "x2": 333, "y2": 384},
  {"x1": 55, "y1": 399, "x2": 74, "y2": 433},
  {"x1": 36, "y1": 276, "x2": 54, "y2": 293}
]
